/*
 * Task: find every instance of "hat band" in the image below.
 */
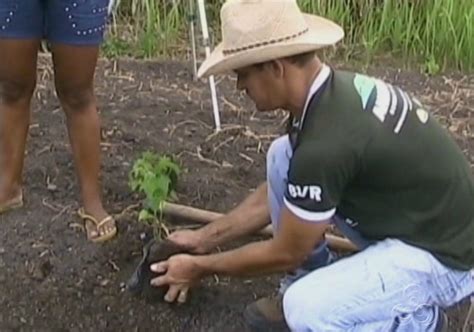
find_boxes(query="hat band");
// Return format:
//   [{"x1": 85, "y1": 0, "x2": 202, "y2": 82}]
[{"x1": 222, "y1": 27, "x2": 309, "y2": 55}]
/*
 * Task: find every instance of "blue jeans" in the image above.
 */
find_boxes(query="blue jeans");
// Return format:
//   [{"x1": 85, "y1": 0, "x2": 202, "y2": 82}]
[
  {"x1": 0, "y1": 0, "x2": 111, "y2": 45},
  {"x1": 266, "y1": 135, "x2": 474, "y2": 331}
]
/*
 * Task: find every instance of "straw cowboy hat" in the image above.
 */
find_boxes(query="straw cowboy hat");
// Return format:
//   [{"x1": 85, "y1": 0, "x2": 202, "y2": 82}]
[{"x1": 197, "y1": 0, "x2": 344, "y2": 78}]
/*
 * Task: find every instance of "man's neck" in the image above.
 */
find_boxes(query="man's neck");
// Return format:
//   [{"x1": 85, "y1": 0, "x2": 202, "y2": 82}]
[{"x1": 285, "y1": 60, "x2": 323, "y2": 118}]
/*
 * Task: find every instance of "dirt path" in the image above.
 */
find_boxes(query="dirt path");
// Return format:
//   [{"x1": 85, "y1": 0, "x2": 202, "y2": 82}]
[{"x1": 0, "y1": 57, "x2": 472, "y2": 331}]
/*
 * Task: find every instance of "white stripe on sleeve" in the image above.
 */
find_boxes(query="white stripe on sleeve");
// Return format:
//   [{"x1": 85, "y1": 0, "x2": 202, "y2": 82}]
[{"x1": 284, "y1": 198, "x2": 336, "y2": 222}]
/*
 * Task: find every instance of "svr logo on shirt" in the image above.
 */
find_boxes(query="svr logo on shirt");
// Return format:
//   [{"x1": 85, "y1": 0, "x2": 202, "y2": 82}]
[{"x1": 288, "y1": 184, "x2": 322, "y2": 202}]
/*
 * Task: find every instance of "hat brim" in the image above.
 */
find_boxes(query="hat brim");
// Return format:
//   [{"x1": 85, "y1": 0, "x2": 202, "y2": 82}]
[{"x1": 197, "y1": 14, "x2": 344, "y2": 78}]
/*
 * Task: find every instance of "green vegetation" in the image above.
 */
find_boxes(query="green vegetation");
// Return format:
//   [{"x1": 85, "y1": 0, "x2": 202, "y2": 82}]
[
  {"x1": 104, "y1": 0, "x2": 190, "y2": 58},
  {"x1": 297, "y1": 0, "x2": 473, "y2": 73},
  {"x1": 105, "y1": 0, "x2": 473, "y2": 72},
  {"x1": 129, "y1": 151, "x2": 180, "y2": 235}
]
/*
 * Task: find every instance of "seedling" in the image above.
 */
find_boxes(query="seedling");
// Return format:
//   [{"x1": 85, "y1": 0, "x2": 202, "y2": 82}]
[{"x1": 129, "y1": 151, "x2": 180, "y2": 237}]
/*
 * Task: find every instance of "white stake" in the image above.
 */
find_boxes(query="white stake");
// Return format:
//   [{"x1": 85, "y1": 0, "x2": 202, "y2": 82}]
[
  {"x1": 197, "y1": 0, "x2": 221, "y2": 131},
  {"x1": 188, "y1": 0, "x2": 198, "y2": 79}
]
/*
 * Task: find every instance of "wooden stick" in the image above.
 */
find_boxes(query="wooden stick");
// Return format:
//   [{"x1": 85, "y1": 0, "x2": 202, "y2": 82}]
[
  {"x1": 463, "y1": 297, "x2": 474, "y2": 332},
  {"x1": 162, "y1": 202, "x2": 358, "y2": 252}
]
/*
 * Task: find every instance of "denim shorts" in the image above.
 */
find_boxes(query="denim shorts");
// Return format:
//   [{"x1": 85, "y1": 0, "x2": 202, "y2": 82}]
[{"x1": 0, "y1": 0, "x2": 112, "y2": 45}]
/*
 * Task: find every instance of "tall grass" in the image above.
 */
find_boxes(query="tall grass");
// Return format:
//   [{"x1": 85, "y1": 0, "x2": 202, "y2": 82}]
[
  {"x1": 298, "y1": 0, "x2": 474, "y2": 72},
  {"x1": 105, "y1": 0, "x2": 473, "y2": 72},
  {"x1": 105, "y1": 0, "x2": 189, "y2": 58}
]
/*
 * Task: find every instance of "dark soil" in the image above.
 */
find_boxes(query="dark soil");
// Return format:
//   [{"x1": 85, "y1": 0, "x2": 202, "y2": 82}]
[{"x1": 0, "y1": 56, "x2": 472, "y2": 332}]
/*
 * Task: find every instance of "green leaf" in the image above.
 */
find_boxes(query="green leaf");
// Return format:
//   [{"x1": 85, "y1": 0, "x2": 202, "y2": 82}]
[
  {"x1": 138, "y1": 209, "x2": 154, "y2": 222},
  {"x1": 129, "y1": 151, "x2": 181, "y2": 221}
]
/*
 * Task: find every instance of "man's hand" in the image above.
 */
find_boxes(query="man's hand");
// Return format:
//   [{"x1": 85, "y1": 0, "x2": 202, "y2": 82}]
[
  {"x1": 165, "y1": 183, "x2": 270, "y2": 254},
  {"x1": 182, "y1": 206, "x2": 329, "y2": 278},
  {"x1": 167, "y1": 230, "x2": 208, "y2": 254},
  {"x1": 150, "y1": 254, "x2": 203, "y2": 303}
]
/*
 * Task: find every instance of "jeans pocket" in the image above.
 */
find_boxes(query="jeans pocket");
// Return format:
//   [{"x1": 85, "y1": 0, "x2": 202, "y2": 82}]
[
  {"x1": 62, "y1": 0, "x2": 109, "y2": 36},
  {"x1": 0, "y1": 1, "x2": 18, "y2": 32}
]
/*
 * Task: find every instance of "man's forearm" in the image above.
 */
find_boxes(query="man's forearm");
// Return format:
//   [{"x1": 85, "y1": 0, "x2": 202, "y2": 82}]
[
  {"x1": 195, "y1": 239, "x2": 297, "y2": 278},
  {"x1": 198, "y1": 182, "x2": 270, "y2": 251}
]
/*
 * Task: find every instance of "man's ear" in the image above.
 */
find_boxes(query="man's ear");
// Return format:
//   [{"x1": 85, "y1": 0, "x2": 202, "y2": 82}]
[{"x1": 268, "y1": 60, "x2": 285, "y2": 79}]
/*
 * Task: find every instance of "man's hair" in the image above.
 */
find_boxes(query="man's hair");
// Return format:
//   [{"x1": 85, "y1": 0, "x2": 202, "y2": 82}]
[
  {"x1": 283, "y1": 51, "x2": 317, "y2": 67},
  {"x1": 253, "y1": 51, "x2": 317, "y2": 70}
]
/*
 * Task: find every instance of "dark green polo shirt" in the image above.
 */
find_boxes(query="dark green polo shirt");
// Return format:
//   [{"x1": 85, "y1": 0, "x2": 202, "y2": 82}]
[{"x1": 284, "y1": 67, "x2": 474, "y2": 270}]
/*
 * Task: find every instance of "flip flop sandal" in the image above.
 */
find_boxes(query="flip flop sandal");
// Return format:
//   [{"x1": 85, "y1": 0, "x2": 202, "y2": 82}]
[
  {"x1": 126, "y1": 238, "x2": 189, "y2": 303},
  {"x1": 77, "y1": 208, "x2": 117, "y2": 243},
  {"x1": 0, "y1": 193, "x2": 23, "y2": 214}
]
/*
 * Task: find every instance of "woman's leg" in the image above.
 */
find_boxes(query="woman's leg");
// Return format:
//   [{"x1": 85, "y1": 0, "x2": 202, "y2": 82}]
[
  {"x1": 50, "y1": 44, "x2": 115, "y2": 240},
  {"x1": 0, "y1": 38, "x2": 40, "y2": 210},
  {"x1": 45, "y1": 0, "x2": 115, "y2": 241}
]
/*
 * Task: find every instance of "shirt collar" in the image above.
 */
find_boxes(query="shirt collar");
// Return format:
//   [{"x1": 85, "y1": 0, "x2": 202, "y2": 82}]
[{"x1": 297, "y1": 64, "x2": 331, "y2": 129}]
